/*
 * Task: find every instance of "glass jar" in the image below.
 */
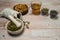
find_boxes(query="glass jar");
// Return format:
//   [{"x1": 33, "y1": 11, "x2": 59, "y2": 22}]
[{"x1": 31, "y1": 0, "x2": 42, "y2": 15}]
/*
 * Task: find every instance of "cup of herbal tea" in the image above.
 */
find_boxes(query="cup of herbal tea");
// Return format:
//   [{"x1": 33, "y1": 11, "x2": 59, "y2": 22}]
[{"x1": 31, "y1": 0, "x2": 42, "y2": 15}]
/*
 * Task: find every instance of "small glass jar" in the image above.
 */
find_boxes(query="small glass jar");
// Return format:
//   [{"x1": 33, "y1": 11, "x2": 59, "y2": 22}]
[
  {"x1": 50, "y1": 10, "x2": 58, "y2": 19},
  {"x1": 41, "y1": 8, "x2": 49, "y2": 16},
  {"x1": 31, "y1": 0, "x2": 42, "y2": 15}
]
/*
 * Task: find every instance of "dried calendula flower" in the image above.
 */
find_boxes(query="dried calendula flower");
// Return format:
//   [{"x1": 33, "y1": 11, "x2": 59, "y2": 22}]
[
  {"x1": 24, "y1": 21, "x2": 30, "y2": 29},
  {"x1": 13, "y1": 4, "x2": 28, "y2": 15}
]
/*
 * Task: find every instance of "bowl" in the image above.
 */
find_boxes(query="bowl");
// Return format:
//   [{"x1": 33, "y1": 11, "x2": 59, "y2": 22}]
[
  {"x1": 13, "y1": 4, "x2": 28, "y2": 15},
  {"x1": 5, "y1": 20, "x2": 24, "y2": 35}
]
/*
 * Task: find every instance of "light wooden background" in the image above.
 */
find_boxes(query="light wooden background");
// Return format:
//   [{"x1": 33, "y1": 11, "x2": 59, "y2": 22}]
[{"x1": 0, "y1": 0, "x2": 60, "y2": 40}]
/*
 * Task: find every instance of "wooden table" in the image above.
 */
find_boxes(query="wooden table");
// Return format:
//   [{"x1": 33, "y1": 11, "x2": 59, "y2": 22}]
[{"x1": 0, "y1": 0, "x2": 60, "y2": 40}]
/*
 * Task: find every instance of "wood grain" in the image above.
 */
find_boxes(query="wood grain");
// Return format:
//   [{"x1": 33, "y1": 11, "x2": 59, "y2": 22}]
[{"x1": 0, "y1": 0, "x2": 60, "y2": 40}]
